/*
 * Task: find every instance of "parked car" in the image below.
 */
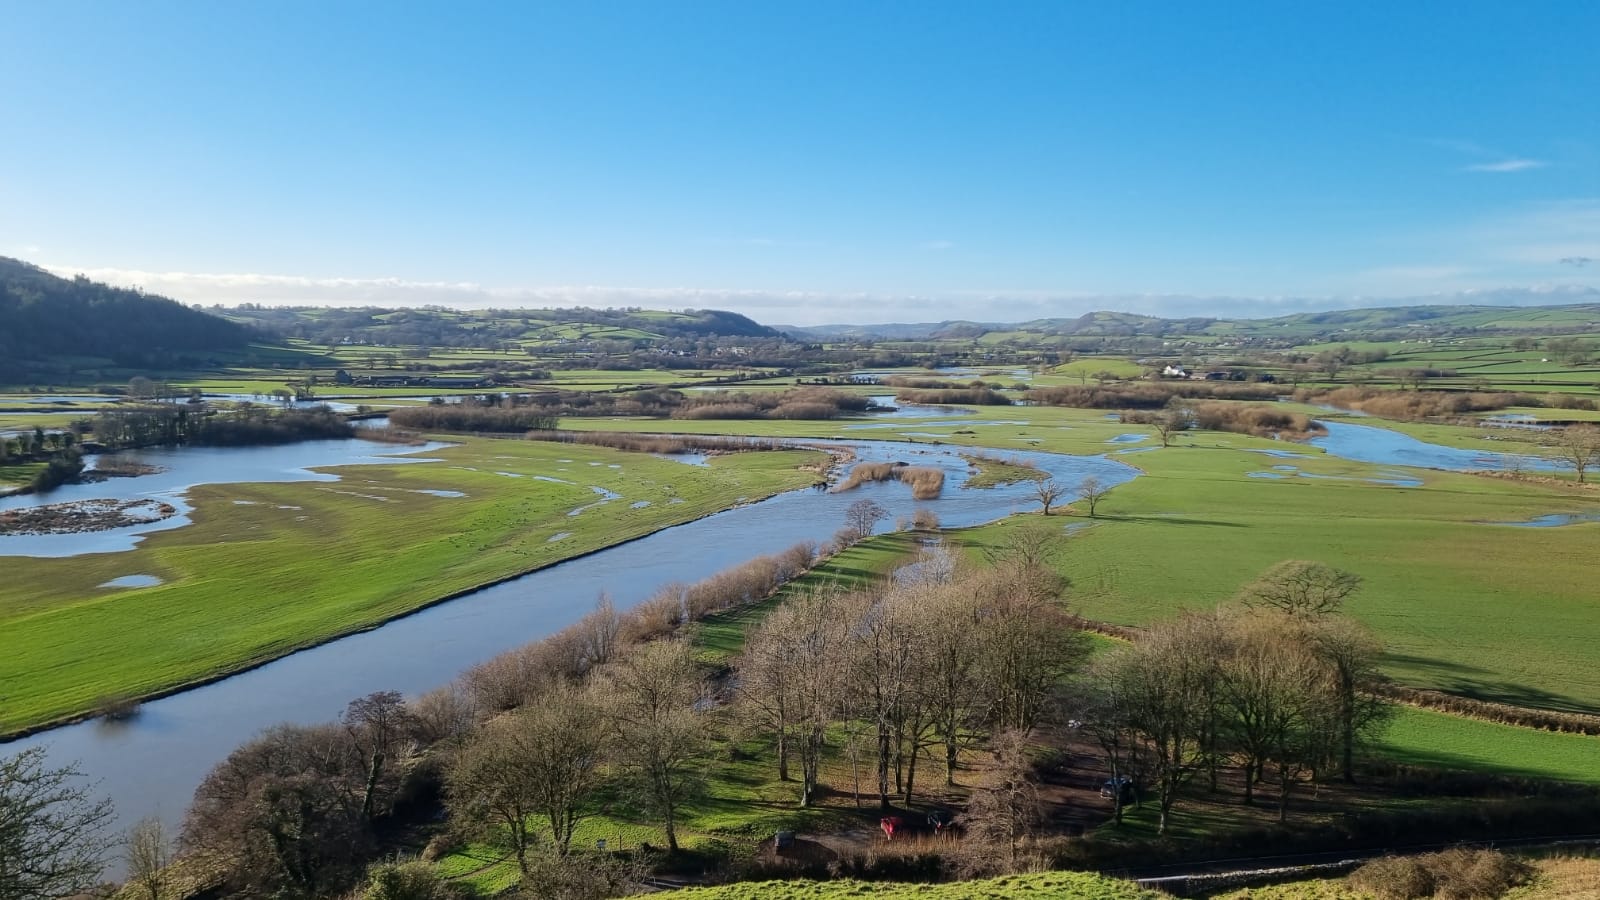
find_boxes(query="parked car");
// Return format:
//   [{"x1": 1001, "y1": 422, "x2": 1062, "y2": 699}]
[{"x1": 1100, "y1": 775, "x2": 1136, "y2": 803}]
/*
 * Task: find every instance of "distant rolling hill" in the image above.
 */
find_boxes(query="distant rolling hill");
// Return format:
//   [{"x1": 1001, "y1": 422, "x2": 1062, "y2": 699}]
[{"x1": 782, "y1": 297, "x2": 1600, "y2": 343}]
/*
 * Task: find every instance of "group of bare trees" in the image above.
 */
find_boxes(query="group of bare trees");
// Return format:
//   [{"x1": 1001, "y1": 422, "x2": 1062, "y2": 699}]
[
  {"x1": 178, "y1": 538, "x2": 837, "y2": 897},
  {"x1": 181, "y1": 691, "x2": 420, "y2": 898},
  {"x1": 734, "y1": 539, "x2": 1087, "y2": 812},
  {"x1": 1076, "y1": 561, "x2": 1387, "y2": 834}
]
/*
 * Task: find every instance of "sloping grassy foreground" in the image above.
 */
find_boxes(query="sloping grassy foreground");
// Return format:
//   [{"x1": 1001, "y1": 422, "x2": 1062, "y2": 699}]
[
  {"x1": 1213, "y1": 851, "x2": 1600, "y2": 899},
  {"x1": 672, "y1": 872, "x2": 1165, "y2": 899},
  {"x1": 0, "y1": 437, "x2": 824, "y2": 735}
]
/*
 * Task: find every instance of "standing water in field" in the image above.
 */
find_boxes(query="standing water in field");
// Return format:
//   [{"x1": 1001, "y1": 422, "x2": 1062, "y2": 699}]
[{"x1": 1309, "y1": 420, "x2": 1564, "y2": 473}]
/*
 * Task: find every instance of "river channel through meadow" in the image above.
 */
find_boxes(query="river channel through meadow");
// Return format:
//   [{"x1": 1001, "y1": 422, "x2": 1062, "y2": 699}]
[{"x1": 0, "y1": 414, "x2": 1571, "y2": 868}]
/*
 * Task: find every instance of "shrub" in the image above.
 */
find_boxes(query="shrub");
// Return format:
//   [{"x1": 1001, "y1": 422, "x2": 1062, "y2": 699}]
[
  {"x1": 1350, "y1": 855, "x2": 1436, "y2": 899},
  {"x1": 1349, "y1": 848, "x2": 1530, "y2": 900},
  {"x1": 1028, "y1": 382, "x2": 1279, "y2": 409},
  {"x1": 896, "y1": 466, "x2": 946, "y2": 499},
  {"x1": 895, "y1": 387, "x2": 1012, "y2": 406},
  {"x1": 361, "y1": 859, "x2": 465, "y2": 900}
]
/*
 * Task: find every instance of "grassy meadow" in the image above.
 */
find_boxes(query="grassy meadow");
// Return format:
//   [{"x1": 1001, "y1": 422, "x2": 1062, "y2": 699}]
[
  {"x1": 554, "y1": 403, "x2": 1600, "y2": 714},
  {"x1": 0, "y1": 436, "x2": 824, "y2": 735}
]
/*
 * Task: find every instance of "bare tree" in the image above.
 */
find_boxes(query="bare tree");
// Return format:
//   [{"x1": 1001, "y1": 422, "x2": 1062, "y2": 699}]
[
  {"x1": 342, "y1": 690, "x2": 417, "y2": 823},
  {"x1": 1308, "y1": 616, "x2": 1390, "y2": 783},
  {"x1": 913, "y1": 585, "x2": 988, "y2": 785},
  {"x1": 1237, "y1": 560, "x2": 1362, "y2": 617},
  {"x1": 1032, "y1": 477, "x2": 1065, "y2": 515},
  {"x1": 1217, "y1": 613, "x2": 1315, "y2": 808},
  {"x1": 446, "y1": 713, "x2": 543, "y2": 875},
  {"x1": 843, "y1": 498, "x2": 889, "y2": 538},
  {"x1": 1545, "y1": 424, "x2": 1600, "y2": 483},
  {"x1": 736, "y1": 609, "x2": 799, "y2": 783},
  {"x1": 600, "y1": 641, "x2": 707, "y2": 851},
  {"x1": 572, "y1": 594, "x2": 623, "y2": 672},
  {"x1": 520, "y1": 683, "x2": 609, "y2": 854},
  {"x1": 124, "y1": 816, "x2": 169, "y2": 900},
  {"x1": 1068, "y1": 676, "x2": 1147, "y2": 827},
  {"x1": 961, "y1": 731, "x2": 1041, "y2": 865},
  {"x1": 410, "y1": 682, "x2": 479, "y2": 745},
  {"x1": 1152, "y1": 399, "x2": 1194, "y2": 447},
  {"x1": 971, "y1": 581, "x2": 1091, "y2": 734},
  {"x1": 780, "y1": 589, "x2": 855, "y2": 807},
  {"x1": 1092, "y1": 613, "x2": 1224, "y2": 834},
  {"x1": 983, "y1": 520, "x2": 1069, "y2": 605},
  {"x1": 184, "y1": 724, "x2": 370, "y2": 898},
  {"x1": 1076, "y1": 475, "x2": 1108, "y2": 518},
  {"x1": 846, "y1": 587, "x2": 935, "y2": 806},
  {"x1": 0, "y1": 747, "x2": 113, "y2": 900}
]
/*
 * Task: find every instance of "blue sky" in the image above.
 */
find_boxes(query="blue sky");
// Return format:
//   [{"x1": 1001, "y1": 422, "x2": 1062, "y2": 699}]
[{"x1": 3, "y1": 1, "x2": 1597, "y2": 324}]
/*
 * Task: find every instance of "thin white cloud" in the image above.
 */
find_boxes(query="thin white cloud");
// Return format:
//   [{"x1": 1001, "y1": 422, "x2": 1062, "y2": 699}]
[
  {"x1": 1464, "y1": 158, "x2": 1547, "y2": 173},
  {"x1": 922, "y1": 240, "x2": 955, "y2": 251},
  {"x1": 1461, "y1": 198, "x2": 1600, "y2": 265}
]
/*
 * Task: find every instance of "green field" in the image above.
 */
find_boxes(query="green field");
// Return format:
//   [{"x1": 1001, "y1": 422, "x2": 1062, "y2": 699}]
[
  {"x1": 0, "y1": 436, "x2": 824, "y2": 735},
  {"x1": 551, "y1": 403, "x2": 1600, "y2": 714},
  {"x1": 1377, "y1": 707, "x2": 1600, "y2": 784}
]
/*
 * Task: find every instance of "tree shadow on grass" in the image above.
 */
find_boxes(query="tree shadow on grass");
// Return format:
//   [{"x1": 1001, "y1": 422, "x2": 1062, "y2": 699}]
[
  {"x1": 1372, "y1": 740, "x2": 1599, "y2": 785},
  {"x1": 1383, "y1": 652, "x2": 1599, "y2": 715}
]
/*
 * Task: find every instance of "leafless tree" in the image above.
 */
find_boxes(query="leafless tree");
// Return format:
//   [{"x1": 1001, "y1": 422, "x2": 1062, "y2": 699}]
[
  {"x1": 1152, "y1": 399, "x2": 1194, "y2": 447},
  {"x1": 846, "y1": 588, "x2": 934, "y2": 806},
  {"x1": 961, "y1": 731, "x2": 1041, "y2": 866},
  {"x1": 576, "y1": 593, "x2": 623, "y2": 672},
  {"x1": 446, "y1": 713, "x2": 543, "y2": 875},
  {"x1": 1091, "y1": 613, "x2": 1224, "y2": 834},
  {"x1": 843, "y1": 498, "x2": 889, "y2": 538},
  {"x1": 519, "y1": 683, "x2": 609, "y2": 854},
  {"x1": 1308, "y1": 615, "x2": 1390, "y2": 783},
  {"x1": 1545, "y1": 424, "x2": 1600, "y2": 483},
  {"x1": 184, "y1": 723, "x2": 370, "y2": 898},
  {"x1": 983, "y1": 520, "x2": 1069, "y2": 605},
  {"x1": 1032, "y1": 477, "x2": 1065, "y2": 515},
  {"x1": 1217, "y1": 613, "x2": 1315, "y2": 808},
  {"x1": 342, "y1": 690, "x2": 417, "y2": 823},
  {"x1": 599, "y1": 641, "x2": 707, "y2": 851},
  {"x1": 970, "y1": 580, "x2": 1091, "y2": 734},
  {"x1": 124, "y1": 816, "x2": 169, "y2": 900},
  {"x1": 1076, "y1": 475, "x2": 1109, "y2": 518},
  {"x1": 912, "y1": 584, "x2": 988, "y2": 785},
  {"x1": 779, "y1": 589, "x2": 855, "y2": 807},
  {"x1": 1237, "y1": 560, "x2": 1362, "y2": 617},
  {"x1": 0, "y1": 747, "x2": 113, "y2": 900},
  {"x1": 410, "y1": 682, "x2": 479, "y2": 745},
  {"x1": 736, "y1": 610, "x2": 799, "y2": 783},
  {"x1": 1067, "y1": 676, "x2": 1147, "y2": 827}
]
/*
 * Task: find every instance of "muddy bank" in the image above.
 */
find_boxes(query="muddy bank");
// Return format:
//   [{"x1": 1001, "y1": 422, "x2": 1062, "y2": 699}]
[{"x1": 0, "y1": 498, "x2": 178, "y2": 535}]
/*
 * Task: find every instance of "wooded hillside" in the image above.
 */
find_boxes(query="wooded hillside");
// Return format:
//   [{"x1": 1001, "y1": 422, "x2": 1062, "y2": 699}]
[{"x1": 0, "y1": 258, "x2": 254, "y2": 378}]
